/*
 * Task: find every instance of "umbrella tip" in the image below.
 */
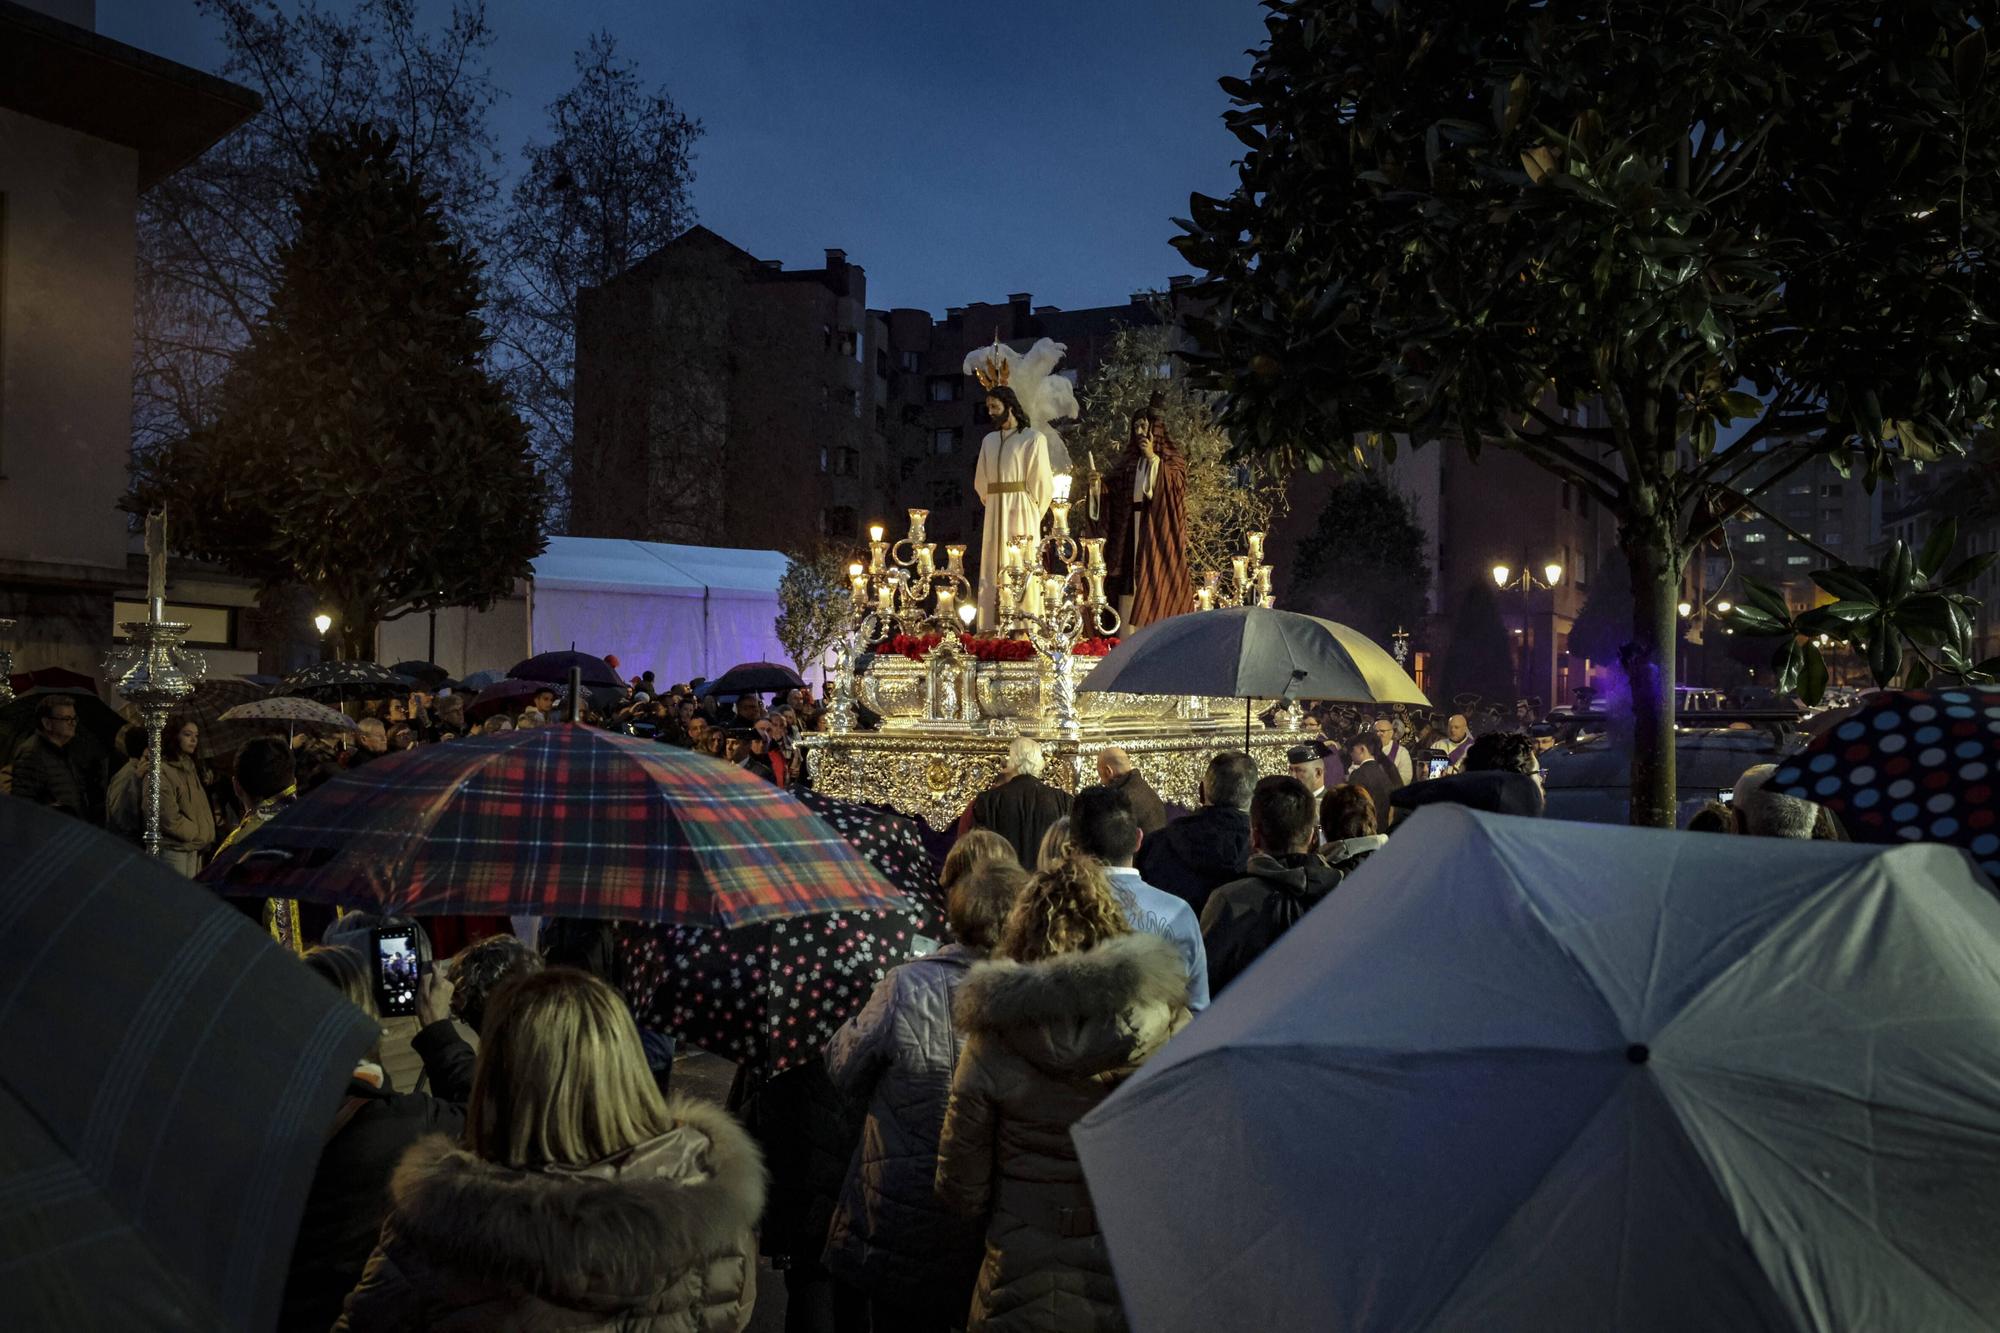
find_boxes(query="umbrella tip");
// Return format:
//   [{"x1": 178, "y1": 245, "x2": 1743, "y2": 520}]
[{"x1": 1625, "y1": 1043, "x2": 1650, "y2": 1065}]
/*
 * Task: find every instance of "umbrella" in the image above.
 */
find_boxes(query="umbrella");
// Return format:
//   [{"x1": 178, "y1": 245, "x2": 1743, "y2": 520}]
[
  {"x1": 1081, "y1": 606, "x2": 1428, "y2": 746},
  {"x1": 279, "y1": 660, "x2": 416, "y2": 701},
  {"x1": 508, "y1": 649, "x2": 624, "y2": 689},
  {"x1": 0, "y1": 796, "x2": 377, "y2": 1332},
  {"x1": 199, "y1": 724, "x2": 907, "y2": 928},
  {"x1": 697, "y1": 661, "x2": 807, "y2": 698},
  {"x1": 387, "y1": 660, "x2": 455, "y2": 690},
  {"x1": 618, "y1": 792, "x2": 944, "y2": 1069},
  {"x1": 458, "y1": 668, "x2": 508, "y2": 690},
  {"x1": 167, "y1": 676, "x2": 271, "y2": 760},
  {"x1": 1073, "y1": 805, "x2": 2000, "y2": 1332},
  {"x1": 466, "y1": 676, "x2": 555, "y2": 721},
  {"x1": 218, "y1": 696, "x2": 360, "y2": 743},
  {"x1": 1765, "y1": 684, "x2": 2000, "y2": 879},
  {"x1": 0, "y1": 687, "x2": 125, "y2": 762},
  {"x1": 8, "y1": 666, "x2": 99, "y2": 696}
]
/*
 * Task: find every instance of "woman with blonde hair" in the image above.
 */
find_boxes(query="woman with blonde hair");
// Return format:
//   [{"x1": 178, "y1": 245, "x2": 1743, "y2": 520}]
[
  {"x1": 1033, "y1": 815, "x2": 1071, "y2": 874},
  {"x1": 336, "y1": 968, "x2": 766, "y2": 1332},
  {"x1": 935, "y1": 849, "x2": 1191, "y2": 1331},
  {"x1": 941, "y1": 827, "x2": 1014, "y2": 894}
]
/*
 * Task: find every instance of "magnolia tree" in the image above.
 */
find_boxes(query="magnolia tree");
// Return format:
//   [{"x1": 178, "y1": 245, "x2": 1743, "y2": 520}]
[
  {"x1": 1175, "y1": 0, "x2": 2000, "y2": 825},
  {"x1": 775, "y1": 547, "x2": 853, "y2": 688}
]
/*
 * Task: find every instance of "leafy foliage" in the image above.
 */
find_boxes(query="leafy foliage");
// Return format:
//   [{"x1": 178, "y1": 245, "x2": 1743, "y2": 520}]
[
  {"x1": 1725, "y1": 520, "x2": 1999, "y2": 700},
  {"x1": 1071, "y1": 323, "x2": 1285, "y2": 578},
  {"x1": 1438, "y1": 579, "x2": 1519, "y2": 709},
  {"x1": 1290, "y1": 474, "x2": 1429, "y2": 641},
  {"x1": 492, "y1": 33, "x2": 702, "y2": 527},
  {"x1": 775, "y1": 547, "x2": 853, "y2": 681},
  {"x1": 131, "y1": 126, "x2": 544, "y2": 660},
  {"x1": 1172, "y1": 0, "x2": 2000, "y2": 822}
]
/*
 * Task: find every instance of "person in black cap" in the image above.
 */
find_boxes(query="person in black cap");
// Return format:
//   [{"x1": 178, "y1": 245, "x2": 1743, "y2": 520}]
[{"x1": 1287, "y1": 743, "x2": 1327, "y2": 801}]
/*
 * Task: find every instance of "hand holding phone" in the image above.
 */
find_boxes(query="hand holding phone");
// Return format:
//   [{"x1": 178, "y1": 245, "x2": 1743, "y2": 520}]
[
  {"x1": 416, "y1": 960, "x2": 455, "y2": 1028},
  {"x1": 372, "y1": 924, "x2": 422, "y2": 1018}
]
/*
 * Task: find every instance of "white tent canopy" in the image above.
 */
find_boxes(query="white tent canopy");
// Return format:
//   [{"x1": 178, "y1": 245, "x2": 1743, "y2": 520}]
[
  {"x1": 1074, "y1": 806, "x2": 2000, "y2": 1332},
  {"x1": 529, "y1": 537, "x2": 792, "y2": 688}
]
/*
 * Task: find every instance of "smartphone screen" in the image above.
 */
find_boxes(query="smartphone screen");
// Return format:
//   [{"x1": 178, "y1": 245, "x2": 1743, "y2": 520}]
[
  {"x1": 373, "y1": 925, "x2": 421, "y2": 1017},
  {"x1": 1717, "y1": 788, "x2": 1735, "y2": 805},
  {"x1": 1426, "y1": 757, "x2": 1450, "y2": 779}
]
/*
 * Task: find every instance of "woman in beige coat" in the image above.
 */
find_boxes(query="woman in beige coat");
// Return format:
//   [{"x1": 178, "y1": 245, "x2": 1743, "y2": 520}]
[
  {"x1": 936, "y1": 849, "x2": 1191, "y2": 1331},
  {"x1": 158, "y1": 715, "x2": 216, "y2": 876},
  {"x1": 336, "y1": 969, "x2": 766, "y2": 1333}
]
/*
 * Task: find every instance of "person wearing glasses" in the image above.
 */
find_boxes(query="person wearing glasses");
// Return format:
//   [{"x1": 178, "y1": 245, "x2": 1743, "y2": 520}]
[{"x1": 10, "y1": 695, "x2": 107, "y2": 826}]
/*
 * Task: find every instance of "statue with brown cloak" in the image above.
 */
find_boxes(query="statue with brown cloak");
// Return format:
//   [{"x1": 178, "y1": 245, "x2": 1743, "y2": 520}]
[{"x1": 1102, "y1": 407, "x2": 1194, "y2": 629}]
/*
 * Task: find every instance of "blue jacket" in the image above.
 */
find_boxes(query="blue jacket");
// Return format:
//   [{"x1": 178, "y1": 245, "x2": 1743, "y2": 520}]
[{"x1": 1104, "y1": 866, "x2": 1211, "y2": 1011}]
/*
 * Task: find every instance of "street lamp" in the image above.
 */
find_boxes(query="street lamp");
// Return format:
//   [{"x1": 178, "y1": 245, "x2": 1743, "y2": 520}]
[
  {"x1": 1492, "y1": 558, "x2": 1563, "y2": 703},
  {"x1": 314, "y1": 612, "x2": 332, "y2": 636},
  {"x1": 1677, "y1": 600, "x2": 1694, "y2": 618}
]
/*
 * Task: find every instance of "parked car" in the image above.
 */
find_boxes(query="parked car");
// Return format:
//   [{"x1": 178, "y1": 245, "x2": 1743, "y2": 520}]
[{"x1": 1539, "y1": 728, "x2": 1798, "y2": 825}]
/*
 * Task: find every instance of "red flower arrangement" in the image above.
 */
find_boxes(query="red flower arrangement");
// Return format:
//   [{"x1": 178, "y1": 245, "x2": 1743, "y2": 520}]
[{"x1": 872, "y1": 633, "x2": 1120, "y2": 662}]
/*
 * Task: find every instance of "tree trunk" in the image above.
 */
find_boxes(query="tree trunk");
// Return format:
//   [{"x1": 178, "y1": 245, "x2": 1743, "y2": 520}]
[
  {"x1": 1622, "y1": 532, "x2": 1681, "y2": 827},
  {"x1": 337, "y1": 614, "x2": 376, "y2": 664}
]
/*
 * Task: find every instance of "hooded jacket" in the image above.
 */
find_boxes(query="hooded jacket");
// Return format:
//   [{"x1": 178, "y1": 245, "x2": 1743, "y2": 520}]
[
  {"x1": 936, "y1": 932, "x2": 1190, "y2": 1332},
  {"x1": 1198, "y1": 851, "x2": 1347, "y2": 995},
  {"x1": 333, "y1": 1097, "x2": 766, "y2": 1333},
  {"x1": 1132, "y1": 805, "x2": 1250, "y2": 916}
]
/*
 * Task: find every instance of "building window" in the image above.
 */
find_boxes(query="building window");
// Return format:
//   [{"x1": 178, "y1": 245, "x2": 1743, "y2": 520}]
[
  {"x1": 876, "y1": 349, "x2": 889, "y2": 378},
  {"x1": 1786, "y1": 555, "x2": 1810, "y2": 565},
  {"x1": 1787, "y1": 484, "x2": 1812, "y2": 495},
  {"x1": 1742, "y1": 532, "x2": 1767, "y2": 543},
  {"x1": 823, "y1": 506, "x2": 857, "y2": 538},
  {"x1": 932, "y1": 427, "x2": 961, "y2": 455},
  {"x1": 1819, "y1": 483, "x2": 1844, "y2": 497},
  {"x1": 847, "y1": 387, "x2": 861, "y2": 418},
  {"x1": 1822, "y1": 532, "x2": 1842, "y2": 546},
  {"x1": 818, "y1": 445, "x2": 829, "y2": 474},
  {"x1": 927, "y1": 376, "x2": 960, "y2": 403},
  {"x1": 841, "y1": 447, "x2": 860, "y2": 477},
  {"x1": 900, "y1": 350, "x2": 922, "y2": 372}
]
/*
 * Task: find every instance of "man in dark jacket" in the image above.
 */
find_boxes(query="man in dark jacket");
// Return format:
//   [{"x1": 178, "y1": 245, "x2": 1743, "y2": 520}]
[
  {"x1": 1134, "y1": 750, "x2": 1254, "y2": 916},
  {"x1": 10, "y1": 694, "x2": 106, "y2": 825},
  {"x1": 965, "y1": 736, "x2": 1072, "y2": 868},
  {"x1": 1387, "y1": 731, "x2": 1546, "y2": 826},
  {"x1": 1201, "y1": 776, "x2": 1344, "y2": 994},
  {"x1": 1095, "y1": 745, "x2": 1168, "y2": 834}
]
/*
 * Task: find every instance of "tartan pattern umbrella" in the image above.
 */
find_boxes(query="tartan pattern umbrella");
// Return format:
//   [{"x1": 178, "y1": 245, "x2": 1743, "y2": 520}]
[
  {"x1": 618, "y1": 791, "x2": 944, "y2": 1069},
  {"x1": 199, "y1": 725, "x2": 905, "y2": 927},
  {"x1": 1767, "y1": 685, "x2": 2000, "y2": 880},
  {"x1": 279, "y1": 660, "x2": 416, "y2": 701},
  {"x1": 0, "y1": 796, "x2": 376, "y2": 1332}
]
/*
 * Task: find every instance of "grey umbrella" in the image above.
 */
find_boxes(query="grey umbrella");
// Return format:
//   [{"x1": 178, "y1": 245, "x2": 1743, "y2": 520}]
[
  {"x1": 1080, "y1": 607, "x2": 1428, "y2": 745},
  {"x1": 0, "y1": 796, "x2": 377, "y2": 1331}
]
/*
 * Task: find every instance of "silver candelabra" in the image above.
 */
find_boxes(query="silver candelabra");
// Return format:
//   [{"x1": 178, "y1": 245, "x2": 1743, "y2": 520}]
[
  {"x1": 0, "y1": 618, "x2": 14, "y2": 704},
  {"x1": 102, "y1": 600, "x2": 205, "y2": 861}
]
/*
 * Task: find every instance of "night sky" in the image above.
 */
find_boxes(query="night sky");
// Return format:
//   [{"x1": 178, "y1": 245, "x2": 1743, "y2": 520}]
[{"x1": 97, "y1": 0, "x2": 1267, "y2": 315}]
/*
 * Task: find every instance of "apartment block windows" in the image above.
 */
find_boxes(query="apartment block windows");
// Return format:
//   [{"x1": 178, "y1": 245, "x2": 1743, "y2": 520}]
[
  {"x1": 931, "y1": 427, "x2": 961, "y2": 455},
  {"x1": 927, "y1": 376, "x2": 960, "y2": 403},
  {"x1": 899, "y1": 351, "x2": 922, "y2": 373}
]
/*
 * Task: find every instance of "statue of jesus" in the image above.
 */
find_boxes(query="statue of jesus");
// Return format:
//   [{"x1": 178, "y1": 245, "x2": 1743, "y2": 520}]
[{"x1": 972, "y1": 381, "x2": 1054, "y2": 630}]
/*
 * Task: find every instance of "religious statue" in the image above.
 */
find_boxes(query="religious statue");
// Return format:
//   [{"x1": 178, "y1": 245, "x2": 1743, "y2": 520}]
[
  {"x1": 969, "y1": 348, "x2": 1056, "y2": 629},
  {"x1": 1102, "y1": 402, "x2": 1193, "y2": 628}
]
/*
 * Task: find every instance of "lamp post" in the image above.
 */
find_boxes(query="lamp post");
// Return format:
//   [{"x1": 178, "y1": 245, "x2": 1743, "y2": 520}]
[
  {"x1": 314, "y1": 611, "x2": 333, "y2": 663},
  {"x1": 1491, "y1": 559, "x2": 1564, "y2": 703}
]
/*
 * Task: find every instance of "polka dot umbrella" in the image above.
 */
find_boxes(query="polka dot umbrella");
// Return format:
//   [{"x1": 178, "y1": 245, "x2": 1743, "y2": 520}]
[{"x1": 1767, "y1": 686, "x2": 2000, "y2": 880}]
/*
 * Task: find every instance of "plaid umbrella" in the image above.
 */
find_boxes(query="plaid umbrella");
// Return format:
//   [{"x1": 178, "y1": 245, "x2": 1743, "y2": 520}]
[
  {"x1": 279, "y1": 660, "x2": 416, "y2": 701},
  {"x1": 170, "y1": 676, "x2": 271, "y2": 760},
  {"x1": 1766, "y1": 685, "x2": 2000, "y2": 880},
  {"x1": 0, "y1": 796, "x2": 376, "y2": 1332},
  {"x1": 618, "y1": 792, "x2": 943, "y2": 1069},
  {"x1": 509, "y1": 650, "x2": 624, "y2": 689},
  {"x1": 199, "y1": 724, "x2": 906, "y2": 927}
]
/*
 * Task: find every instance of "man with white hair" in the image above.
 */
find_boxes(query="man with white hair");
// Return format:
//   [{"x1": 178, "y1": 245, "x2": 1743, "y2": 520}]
[
  {"x1": 965, "y1": 736, "x2": 1073, "y2": 868},
  {"x1": 1732, "y1": 763, "x2": 1820, "y2": 838}
]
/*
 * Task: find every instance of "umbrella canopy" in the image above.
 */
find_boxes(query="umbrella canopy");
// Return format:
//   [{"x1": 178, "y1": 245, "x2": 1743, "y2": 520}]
[
  {"x1": 8, "y1": 666, "x2": 99, "y2": 696},
  {"x1": 278, "y1": 660, "x2": 416, "y2": 701},
  {"x1": 386, "y1": 660, "x2": 455, "y2": 690},
  {"x1": 199, "y1": 724, "x2": 906, "y2": 928},
  {"x1": 618, "y1": 792, "x2": 943, "y2": 1070},
  {"x1": 1074, "y1": 805, "x2": 2000, "y2": 1333},
  {"x1": 0, "y1": 687, "x2": 124, "y2": 761},
  {"x1": 508, "y1": 649, "x2": 624, "y2": 689},
  {"x1": 697, "y1": 661, "x2": 806, "y2": 698},
  {"x1": 1766, "y1": 684, "x2": 2000, "y2": 879},
  {"x1": 0, "y1": 796, "x2": 377, "y2": 1332},
  {"x1": 167, "y1": 676, "x2": 272, "y2": 760},
  {"x1": 217, "y1": 696, "x2": 359, "y2": 739},
  {"x1": 466, "y1": 676, "x2": 555, "y2": 721},
  {"x1": 1079, "y1": 607, "x2": 1427, "y2": 704},
  {"x1": 458, "y1": 667, "x2": 508, "y2": 690}
]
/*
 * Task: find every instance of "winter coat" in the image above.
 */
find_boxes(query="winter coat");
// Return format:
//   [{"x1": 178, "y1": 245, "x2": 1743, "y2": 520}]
[
  {"x1": 10, "y1": 733, "x2": 105, "y2": 825},
  {"x1": 1343, "y1": 760, "x2": 1398, "y2": 829},
  {"x1": 106, "y1": 760, "x2": 145, "y2": 845},
  {"x1": 823, "y1": 945, "x2": 986, "y2": 1310},
  {"x1": 1198, "y1": 852, "x2": 1346, "y2": 995},
  {"x1": 936, "y1": 933, "x2": 1191, "y2": 1332},
  {"x1": 333, "y1": 1097, "x2": 765, "y2": 1333},
  {"x1": 278, "y1": 1043, "x2": 471, "y2": 1333},
  {"x1": 1105, "y1": 769, "x2": 1168, "y2": 836},
  {"x1": 970, "y1": 773, "x2": 1073, "y2": 868},
  {"x1": 1132, "y1": 805, "x2": 1250, "y2": 916},
  {"x1": 730, "y1": 1057, "x2": 861, "y2": 1267},
  {"x1": 158, "y1": 753, "x2": 216, "y2": 853}
]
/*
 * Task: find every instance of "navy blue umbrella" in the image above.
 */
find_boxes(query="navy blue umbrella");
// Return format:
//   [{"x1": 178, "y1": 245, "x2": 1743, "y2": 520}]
[{"x1": 508, "y1": 650, "x2": 624, "y2": 689}]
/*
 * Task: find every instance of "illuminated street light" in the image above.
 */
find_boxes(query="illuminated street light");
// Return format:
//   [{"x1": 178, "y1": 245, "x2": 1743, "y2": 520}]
[
  {"x1": 1491, "y1": 563, "x2": 1512, "y2": 588},
  {"x1": 1542, "y1": 562, "x2": 1563, "y2": 587},
  {"x1": 313, "y1": 612, "x2": 332, "y2": 636},
  {"x1": 1716, "y1": 599, "x2": 1732, "y2": 613},
  {"x1": 1677, "y1": 601, "x2": 1693, "y2": 618}
]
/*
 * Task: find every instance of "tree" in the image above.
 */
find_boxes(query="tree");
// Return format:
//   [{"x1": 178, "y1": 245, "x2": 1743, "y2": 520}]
[
  {"x1": 1071, "y1": 322, "x2": 1285, "y2": 579},
  {"x1": 1290, "y1": 473, "x2": 1429, "y2": 642},
  {"x1": 1438, "y1": 580, "x2": 1518, "y2": 713},
  {"x1": 131, "y1": 126, "x2": 544, "y2": 661},
  {"x1": 1173, "y1": 0, "x2": 2000, "y2": 824},
  {"x1": 492, "y1": 33, "x2": 703, "y2": 527},
  {"x1": 775, "y1": 547, "x2": 853, "y2": 687},
  {"x1": 134, "y1": 0, "x2": 502, "y2": 459}
]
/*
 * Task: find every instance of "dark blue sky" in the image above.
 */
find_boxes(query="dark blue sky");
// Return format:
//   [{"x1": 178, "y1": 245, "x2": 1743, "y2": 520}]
[{"x1": 99, "y1": 0, "x2": 1266, "y2": 315}]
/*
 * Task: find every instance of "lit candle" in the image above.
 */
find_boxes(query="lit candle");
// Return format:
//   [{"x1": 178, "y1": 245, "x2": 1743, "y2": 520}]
[
  {"x1": 999, "y1": 581, "x2": 1016, "y2": 618},
  {"x1": 869, "y1": 523, "x2": 886, "y2": 543},
  {"x1": 1256, "y1": 564, "x2": 1274, "y2": 600},
  {"x1": 1232, "y1": 556, "x2": 1250, "y2": 594},
  {"x1": 936, "y1": 588, "x2": 956, "y2": 623},
  {"x1": 916, "y1": 544, "x2": 936, "y2": 581},
  {"x1": 1024, "y1": 573, "x2": 1043, "y2": 617},
  {"x1": 907, "y1": 509, "x2": 929, "y2": 543},
  {"x1": 849, "y1": 564, "x2": 867, "y2": 607},
  {"x1": 946, "y1": 544, "x2": 966, "y2": 577},
  {"x1": 1050, "y1": 500, "x2": 1071, "y2": 537},
  {"x1": 1196, "y1": 586, "x2": 1215, "y2": 611},
  {"x1": 1044, "y1": 574, "x2": 1065, "y2": 611},
  {"x1": 1052, "y1": 472, "x2": 1073, "y2": 502},
  {"x1": 144, "y1": 509, "x2": 168, "y2": 615},
  {"x1": 877, "y1": 583, "x2": 895, "y2": 615},
  {"x1": 1247, "y1": 531, "x2": 1266, "y2": 566},
  {"x1": 1082, "y1": 538, "x2": 1106, "y2": 572},
  {"x1": 869, "y1": 540, "x2": 887, "y2": 575},
  {"x1": 1204, "y1": 570, "x2": 1223, "y2": 595}
]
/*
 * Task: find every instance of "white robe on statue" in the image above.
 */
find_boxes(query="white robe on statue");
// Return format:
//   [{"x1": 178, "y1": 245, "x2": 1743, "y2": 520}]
[{"x1": 973, "y1": 426, "x2": 1055, "y2": 630}]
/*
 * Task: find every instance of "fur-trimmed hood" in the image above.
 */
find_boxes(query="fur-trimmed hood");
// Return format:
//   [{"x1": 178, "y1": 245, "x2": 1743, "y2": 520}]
[
  {"x1": 383, "y1": 1096, "x2": 766, "y2": 1312},
  {"x1": 954, "y1": 932, "x2": 1190, "y2": 1078}
]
